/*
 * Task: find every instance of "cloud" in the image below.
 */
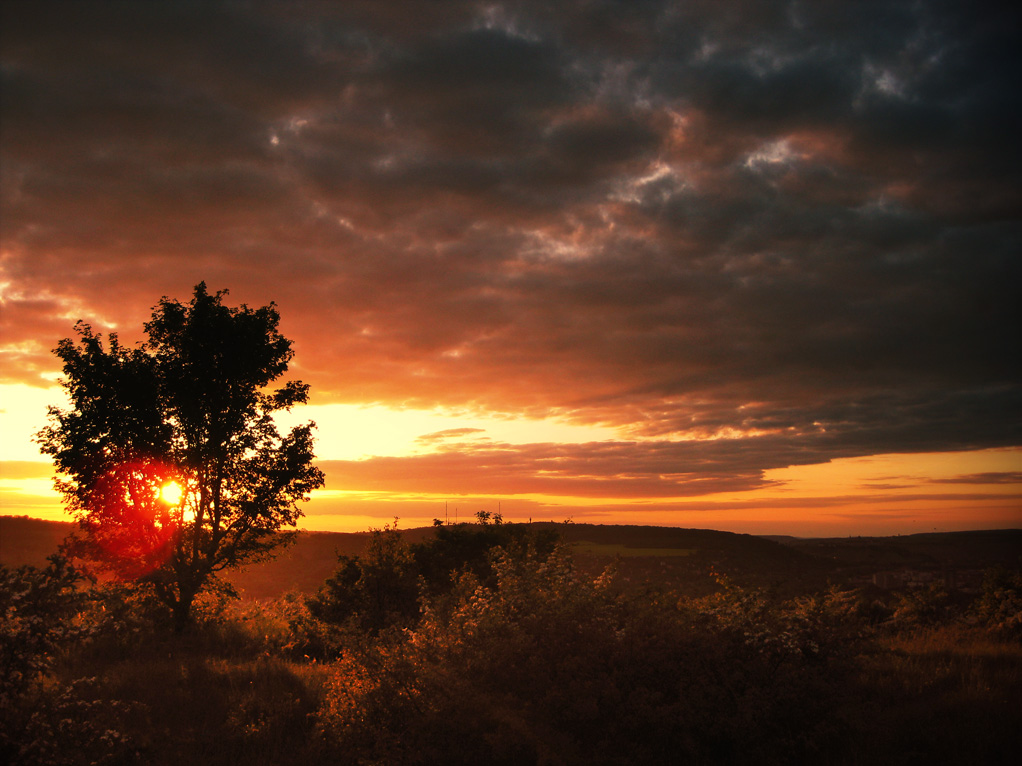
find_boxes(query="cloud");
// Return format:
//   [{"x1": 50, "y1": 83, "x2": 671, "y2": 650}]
[
  {"x1": 317, "y1": 428, "x2": 923, "y2": 501},
  {"x1": 1, "y1": 0, "x2": 1019, "y2": 511},
  {"x1": 931, "y1": 472, "x2": 1022, "y2": 486},
  {"x1": 415, "y1": 428, "x2": 487, "y2": 444},
  {"x1": 317, "y1": 438, "x2": 770, "y2": 499}
]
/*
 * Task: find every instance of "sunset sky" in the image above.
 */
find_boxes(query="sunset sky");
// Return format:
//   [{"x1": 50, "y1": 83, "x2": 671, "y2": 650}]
[{"x1": 1, "y1": 0, "x2": 1019, "y2": 537}]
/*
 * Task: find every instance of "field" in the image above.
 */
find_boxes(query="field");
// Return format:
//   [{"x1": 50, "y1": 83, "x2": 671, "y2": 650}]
[{"x1": 2, "y1": 516, "x2": 1021, "y2": 765}]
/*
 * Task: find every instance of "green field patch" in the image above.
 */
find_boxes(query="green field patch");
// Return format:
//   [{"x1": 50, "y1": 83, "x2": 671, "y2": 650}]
[{"x1": 571, "y1": 542, "x2": 697, "y2": 558}]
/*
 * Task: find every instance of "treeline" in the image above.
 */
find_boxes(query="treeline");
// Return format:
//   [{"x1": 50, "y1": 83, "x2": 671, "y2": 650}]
[{"x1": 3, "y1": 520, "x2": 1021, "y2": 765}]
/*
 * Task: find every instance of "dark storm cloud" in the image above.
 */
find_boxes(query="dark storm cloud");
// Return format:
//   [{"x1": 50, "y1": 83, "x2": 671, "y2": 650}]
[{"x1": 2, "y1": 1, "x2": 1019, "y2": 496}]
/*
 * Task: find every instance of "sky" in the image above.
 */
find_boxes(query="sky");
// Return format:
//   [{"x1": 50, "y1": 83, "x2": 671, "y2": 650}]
[{"x1": 1, "y1": 0, "x2": 1019, "y2": 537}]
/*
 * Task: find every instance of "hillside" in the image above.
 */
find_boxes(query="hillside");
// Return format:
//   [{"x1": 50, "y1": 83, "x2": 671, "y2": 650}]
[
  {"x1": 782, "y1": 530, "x2": 1022, "y2": 591},
  {"x1": 0, "y1": 516, "x2": 823, "y2": 596},
  {"x1": 6, "y1": 514, "x2": 1021, "y2": 766},
  {"x1": 543, "y1": 522, "x2": 834, "y2": 595},
  {"x1": 3, "y1": 515, "x2": 1019, "y2": 599},
  {"x1": 0, "y1": 516, "x2": 72, "y2": 567},
  {"x1": 787, "y1": 529, "x2": 1022, "y2": 570}
]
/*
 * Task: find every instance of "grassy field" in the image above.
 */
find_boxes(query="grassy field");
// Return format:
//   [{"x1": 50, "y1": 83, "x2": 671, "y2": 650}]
[{"x1": 837, "y1": 626, "x2": 1022, "y2": 764}]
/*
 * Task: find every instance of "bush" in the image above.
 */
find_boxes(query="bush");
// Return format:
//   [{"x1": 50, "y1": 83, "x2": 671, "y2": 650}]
[
  {"x1": 1, "y1": 557, "x2": 142, "y2": 765},
  {"x1": 1, "y1": 556, "x2": 85, "y2": 705},
  {"x1": 234, "y1": 592, "x2": 341, "y2": 660},
  {"x1": 12, "y1": 678, "x2": 141, "y2": 766},
  {"x1": 971, "y1": 569, "x2": 1022, "y2": 637},
  {"x1": 308, "y1": 523, "x2": 420, "y2": 635},
  {"x1": 309, "y1": 519, "x2": 560, "y2": 636},
  {"x1": 890, "y1": 583, "x2": 957, "y2": 628},
  {"x1": 317, "y1": 549, "x2": 856, "y2": 765}
]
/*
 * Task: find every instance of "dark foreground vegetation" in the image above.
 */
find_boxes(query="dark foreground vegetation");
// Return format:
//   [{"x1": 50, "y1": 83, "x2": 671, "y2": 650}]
[{"x1": 3, "y1": 519, "x2": 1021, "y2": 765}]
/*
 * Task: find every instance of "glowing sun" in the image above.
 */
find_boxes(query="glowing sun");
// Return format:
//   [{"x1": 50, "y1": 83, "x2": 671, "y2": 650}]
[{"x1": 159, "y1": 481, "x2": 183, "y2": 505}]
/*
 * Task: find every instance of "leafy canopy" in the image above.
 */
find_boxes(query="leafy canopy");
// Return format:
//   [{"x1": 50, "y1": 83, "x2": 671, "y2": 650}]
[{"x1": 36, "y1": 283, "x2": 324, "y2": 629}]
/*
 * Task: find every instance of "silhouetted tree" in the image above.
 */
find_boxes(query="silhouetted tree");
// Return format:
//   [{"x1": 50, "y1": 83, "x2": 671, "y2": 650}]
[{"x1": 36, "y1": 283, "x2": 324, "y2": 630}]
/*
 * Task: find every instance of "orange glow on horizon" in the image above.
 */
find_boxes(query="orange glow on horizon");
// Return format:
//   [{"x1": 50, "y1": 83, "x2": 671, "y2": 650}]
[
  {"x1": 1, "y1": 379, "x2": 1018, "y2": 538},
  {"x1": 2, "y1": 446, "x2": 1018, "y2": 537}
]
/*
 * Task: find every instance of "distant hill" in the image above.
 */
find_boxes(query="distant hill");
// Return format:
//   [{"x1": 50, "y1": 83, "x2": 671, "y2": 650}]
[
  {"x1": 0, "y1": 515, "x2": 375, "y2": 598},
  {"x1": 784, "y1": 529, "x2": 1022, "y2": 573},
  {"x1": 3, "y1": 516, "x2": 1019, "y2": 599},
  {"x1": 0, "y1": 516, "x2": 430, "y2": 598},
  {"x1": 0, "y1": 516, "x2": 72, "y2": 567},
  {"x1": 535, "y1": 522, "x2": 834, "y2": 595},
  {"x1": 1, "y1": 516, "x2": 825, "y2": 596},
  {"x1": 225, "y1": 531, "x2": 371, "y2": 599}
]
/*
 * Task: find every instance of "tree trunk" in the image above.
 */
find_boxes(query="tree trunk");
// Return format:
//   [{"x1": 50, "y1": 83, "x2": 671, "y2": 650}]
[{"x1": 172, "y1": 588, "x2": 195, "y2": 632}]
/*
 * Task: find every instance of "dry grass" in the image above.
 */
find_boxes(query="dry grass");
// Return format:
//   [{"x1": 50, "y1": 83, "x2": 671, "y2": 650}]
[
  {"x1": 834, "y1": 626, "x2": 1022, "y2": 765},
  {"x1": 51, "y1": 627, "x2": 332, "y2": 766}
]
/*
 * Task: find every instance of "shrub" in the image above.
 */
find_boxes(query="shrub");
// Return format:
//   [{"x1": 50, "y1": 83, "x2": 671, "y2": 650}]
[
  {"x1": 309, "y1": 519, "x2": 560, "y2": 636},
  {"x1": 308, "y1": 523, "x2": 420, "y2": 635},
  {"x1": 234, "y1": 592, "x2": 340, "y2": 660},
  {"x1": 12, "y1": 678, "x2": 141, "y2": 766},
  {"x1": 891, "y1": 583, "x2": 957, "y2": 628},
  {"x1": 971, "y1": 568, "x2": 1022, "y2": 637},
  {"x1": 1, "y1": 556, "x2": 84, "y2": 704},
  {"x1": 1, "y1": 557, "x2": 142, "y2": 765},
  {"x1": 317, "y1": 549, "x2": 855, "y2": 765}
]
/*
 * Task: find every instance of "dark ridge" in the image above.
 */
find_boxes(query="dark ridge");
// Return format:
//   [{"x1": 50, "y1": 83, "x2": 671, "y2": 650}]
[
  {"x1": 3, "y1": 516, "x2": 1018, "y2": 600},
  {"x1": 0, "y1": 515, "x2": 72, "y2": 567},
  {"x1": 790, "y1": 529, "x2": 1022, "y2": 570}
]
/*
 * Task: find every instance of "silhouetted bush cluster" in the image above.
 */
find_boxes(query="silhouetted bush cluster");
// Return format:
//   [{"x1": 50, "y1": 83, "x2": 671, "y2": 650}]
[
  {"x1": 1, "y1": 556, "x2": 84, "y2": 704},
  {"x1": 970, "y1": 568, "x2": 1022, "y2": 637},
  {"x1": 308, "y1": 517, "x2": 558, "y2": 637},
  {"x1": 316, "y1": 546, "x2": 861, "y2": 765},
  {"x1": 1, "y1": 557, "x2": 141, "y2": 765}
]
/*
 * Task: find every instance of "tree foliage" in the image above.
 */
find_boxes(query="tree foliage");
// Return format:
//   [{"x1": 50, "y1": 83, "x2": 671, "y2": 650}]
[
  {"x1": 36, "y1": 283, "x2": 324, "y2": 629},
  {"x1": 417, "y1": 512, "x2": 559, "y2": 597}
]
